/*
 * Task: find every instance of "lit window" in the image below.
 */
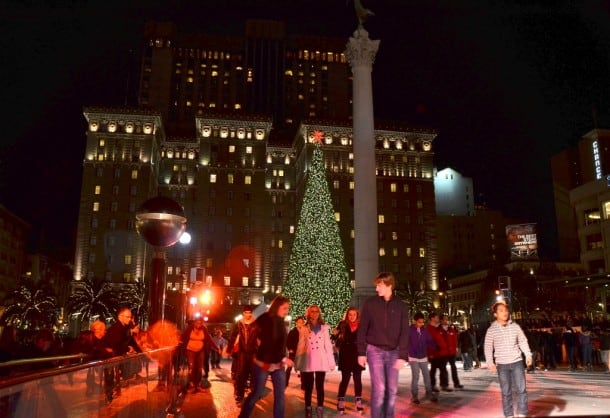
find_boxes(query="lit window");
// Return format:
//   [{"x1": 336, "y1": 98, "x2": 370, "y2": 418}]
[
  {"x1": 335, "y1": 212, "x2": 341, "y2": 221},
  {"x1": 390, "y1": 183, "x2": 397, "y2": 192},
  {"x1": 94, "y1": 185, "x2": 101, "y2": 195},
  {"x1": 229, "y1": 145, "x2": 236, "y2": 153},
  {"x1": 406, "y1": 248, "x2": 412, "y2": 257},
  {"x1": 379, "y1": 248, "x2": 386, "y2": 256},
  {"x1": 242, "y1": 277, "x2": 249, "y2": 287},
  {"x1": 290, "y1": 225, "x2": 295, "y2": 234},
  {"x1": 93, "y1": 202, "x2": 100, "y2": 212},
  {"x1": 228, "y1": 174, "x2": 234, "y2": 184},
  {"x1": 131, "y1": 170, "x2": 138, "y2": 180},
  {"x1": 245, "y1": 175, "x2": 251, "y2": 185},
  {"x1": 417, "y1": 200, "x2": 423, "y2": 209},
  {"x1": 246, "y1": 146, "x2": 253, "y2": 154},
  {"x1": 333, "y1": 180, "x2": 340, "y2": 189},
  {"x1": 99, "y1": 139, "x2": 105, "y2": 147},
  {"x1": 349, "y1": 181, "x2": 354, "y2": 190},
  {"x1": 210, "y1": 174, "x2": 217, "y2": 183},
  {"x1": 278, "y1": 240, "x2": 283, "y2": 248},
  {"x1": 378, "y1": 215, "x2": 385, "y2": 224},
  {"x1": 392, "y1": 231, "x2": 398, "y2": 240},
  {"x1": 125, "y1": 255, "x2": 132, "y2": 265},
  {"x1": 393, "y1": 248, "x2": 398, "y2": 257},
  {"x1": 419, "y1": 248, "x2": 425, "y2": 258},
  {"x1": 224, "y1": 276, "x2": 231, "y2": 286}
]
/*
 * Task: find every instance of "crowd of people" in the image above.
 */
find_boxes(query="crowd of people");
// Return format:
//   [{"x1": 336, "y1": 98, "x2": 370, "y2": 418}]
[{"x1": 2, "y1": 272, "x2": 610, "y2": 418}]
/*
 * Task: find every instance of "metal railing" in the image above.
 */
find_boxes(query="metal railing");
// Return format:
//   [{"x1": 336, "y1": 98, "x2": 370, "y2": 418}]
[{"x1": 0, "y1": 347, "x2": 187, "y2": 418}]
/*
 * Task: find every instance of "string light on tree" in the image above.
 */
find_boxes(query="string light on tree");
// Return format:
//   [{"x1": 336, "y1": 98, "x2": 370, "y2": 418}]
[{"x1": 283, "y1": 131, "x2": 352, "y2": 327}]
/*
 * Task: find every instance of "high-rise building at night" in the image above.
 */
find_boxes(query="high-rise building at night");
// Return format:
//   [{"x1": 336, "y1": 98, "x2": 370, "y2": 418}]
[
  {"x1": 0, "y1": 205, "x2": 30, "y2": 302},
  {"x1": 552, "y1": 128, "x2": 610, "y2": 272},
  {"x1": 74, "y1": 20, "x2": 437, "y2": 322}
]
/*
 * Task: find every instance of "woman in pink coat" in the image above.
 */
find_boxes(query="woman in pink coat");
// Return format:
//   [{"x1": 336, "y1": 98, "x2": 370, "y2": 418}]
[{"x1": 295, "y1": 305, "x2": 336, "y2": 418}]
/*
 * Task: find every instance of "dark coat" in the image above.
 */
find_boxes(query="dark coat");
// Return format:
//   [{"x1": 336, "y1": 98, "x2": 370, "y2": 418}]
[
  {"x1": 103, "y1": 321, "x2": 138, "y2": 356},
  {"x1": 335, "y1": 321, "x2": 365, "y2": 372},
  {"x1": 286, "y1": 326, "x2": 300, "y2": 361}
]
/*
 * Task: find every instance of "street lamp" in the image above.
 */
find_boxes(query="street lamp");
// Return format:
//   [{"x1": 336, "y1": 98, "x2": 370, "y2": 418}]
[{"x1": 136, "y1": 196, "x2": 187, "y2": 325}]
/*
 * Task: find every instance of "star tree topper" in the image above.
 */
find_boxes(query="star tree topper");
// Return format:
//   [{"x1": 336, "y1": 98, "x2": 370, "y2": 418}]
[{"x1": 313, "y1": 130, "x2": 324, "y2": 144}]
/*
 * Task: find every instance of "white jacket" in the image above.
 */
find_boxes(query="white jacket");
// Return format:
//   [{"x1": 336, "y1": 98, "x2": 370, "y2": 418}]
[{"x1": 294, "y1": 323, "x2": 336, "y2": 372}]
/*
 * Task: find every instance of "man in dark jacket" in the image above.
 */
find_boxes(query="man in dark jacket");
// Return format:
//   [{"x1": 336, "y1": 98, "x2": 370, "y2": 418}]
[
  {"x1": 356, "y1": 272, "x2": 409, "y2": 418},
  {"x1": 102, "y1": 307, "x2": 140, "y2": 402},
  {"x1": 285, "y1": 316, "x2": 304, "y2": 387},
  {"x1": 227, "y1": 305, "x2": 258, "y2": 403}
]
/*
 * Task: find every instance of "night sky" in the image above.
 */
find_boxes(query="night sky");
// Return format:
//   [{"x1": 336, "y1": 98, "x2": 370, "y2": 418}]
[{"x1": 2, "y1": 0, "x2": 610, "y2": 261}]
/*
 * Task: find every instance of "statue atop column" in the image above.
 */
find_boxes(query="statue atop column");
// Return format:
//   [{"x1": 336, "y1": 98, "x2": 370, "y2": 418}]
[{"x1": 352, "y1": 0, "x2": 375, "y2": 27}]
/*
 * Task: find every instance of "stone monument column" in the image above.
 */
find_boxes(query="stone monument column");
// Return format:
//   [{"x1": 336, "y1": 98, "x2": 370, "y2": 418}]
[{"x1": 346, "y1": 28, "x2": 380, "y2": 306}]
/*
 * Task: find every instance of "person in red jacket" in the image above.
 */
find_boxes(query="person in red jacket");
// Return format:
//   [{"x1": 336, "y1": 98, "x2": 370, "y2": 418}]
[
  {"x1": 440, "y1": 314, "x2": 463, "y2": 390},
  {"x1": 426, "y1": 312, "x2": 450, "y2": 392}
]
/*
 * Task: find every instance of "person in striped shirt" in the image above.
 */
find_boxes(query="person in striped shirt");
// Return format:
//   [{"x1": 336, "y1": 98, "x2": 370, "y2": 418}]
[{"x1": 484, "y1": 301, "x2": 532, "y2": 418}]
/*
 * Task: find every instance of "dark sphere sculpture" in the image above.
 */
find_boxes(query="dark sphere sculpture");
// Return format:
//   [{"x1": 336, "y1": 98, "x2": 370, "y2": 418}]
[{"x1": 136, "y1": 196, "x2": 186, "y2": 247}]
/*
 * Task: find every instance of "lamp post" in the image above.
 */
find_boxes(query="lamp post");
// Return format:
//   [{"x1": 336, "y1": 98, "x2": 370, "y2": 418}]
[{"x1": 136, "y1": 196, "x2": 187, "y2": 325}]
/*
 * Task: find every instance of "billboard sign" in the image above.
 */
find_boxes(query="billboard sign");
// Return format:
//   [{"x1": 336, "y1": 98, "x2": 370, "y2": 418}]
[{"x1": 506, "y1": 223, "x2": 538, "y2": 260}]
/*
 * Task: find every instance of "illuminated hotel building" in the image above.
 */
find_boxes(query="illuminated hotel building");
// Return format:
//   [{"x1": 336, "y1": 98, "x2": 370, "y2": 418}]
[{"x1": 74, "y1": 20, "x2": 437, "y2": 321}]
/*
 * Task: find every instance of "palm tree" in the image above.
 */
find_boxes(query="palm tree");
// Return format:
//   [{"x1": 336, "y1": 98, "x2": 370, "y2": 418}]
[
  {"x1": 1, "y1": 280, "x2": 58, "y2": 330},
  {"x1": 395, "y1": 280, "x2": 434, "y2": 317},
  {"x1": 117, "y1": 279, "x2": 148, "y2": 327},
  {"x1": 66, "y1": 277, "x2": 119, "y2": 328}
]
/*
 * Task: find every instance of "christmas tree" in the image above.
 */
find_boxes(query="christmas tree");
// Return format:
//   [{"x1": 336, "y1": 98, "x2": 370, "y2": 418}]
[{"x1": 283, "y1": 130, "x2": 352, "y2": 328}]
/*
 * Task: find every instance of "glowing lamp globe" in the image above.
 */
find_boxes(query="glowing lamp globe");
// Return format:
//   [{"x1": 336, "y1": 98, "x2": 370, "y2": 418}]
[{"x1": 136, "y1": 196, "x2": 186, "y2": 247}]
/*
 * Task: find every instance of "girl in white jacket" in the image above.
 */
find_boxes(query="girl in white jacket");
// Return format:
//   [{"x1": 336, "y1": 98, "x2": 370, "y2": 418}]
[{"x1": 295, "y1": 305, "x2": 336, "y2": 418}]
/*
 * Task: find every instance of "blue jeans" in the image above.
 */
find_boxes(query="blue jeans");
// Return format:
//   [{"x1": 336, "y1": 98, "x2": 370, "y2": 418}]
[
  {"x1": 497, "y1": 361, "x2": 528, "y2": 418},
  {"x1": 367, "y1": 345, "x2": 399, "y2": 418},
  {"x1": 567, "y1": 346, "x2": 578, "y2": 369},
  {"x1": 462, "y1": 351, "x2": 473, "y2": 370},
  {"x1": 409, "y1": 360, "x2": 432, "y2": 399},
  {"x1": 582, "y1": 344, "x2": 593, "y2": 368},
  {"x1": 238, "y1": 363, "x2": 286, "y2": 418}
]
